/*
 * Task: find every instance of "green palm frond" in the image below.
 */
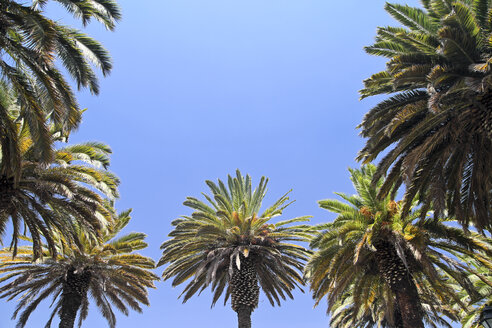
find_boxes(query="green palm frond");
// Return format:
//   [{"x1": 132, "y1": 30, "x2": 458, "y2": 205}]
[{"x1": 385, "y1": 3, "x2": 438, "y2": 33}]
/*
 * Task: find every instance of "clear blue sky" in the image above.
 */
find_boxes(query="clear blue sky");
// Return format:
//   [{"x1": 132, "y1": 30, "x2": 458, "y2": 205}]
[{"x1": 2, "y1": 0, "x2": 456, "y2": 327}]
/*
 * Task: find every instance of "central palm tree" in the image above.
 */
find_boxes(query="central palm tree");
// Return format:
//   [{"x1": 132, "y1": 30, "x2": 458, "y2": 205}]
[
  {"x1": 306, "y1": 165, "x2": 492, "y2": 328},
  {"x1": 159, "y1": 170, "x2": 312, "y2": 328},
  {"x1": 0, "y1": 209, "x2": 159, "y2": 328}
]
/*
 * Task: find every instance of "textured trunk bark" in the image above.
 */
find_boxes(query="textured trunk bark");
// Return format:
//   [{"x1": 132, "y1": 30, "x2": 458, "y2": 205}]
[
  {"x1": 58, "y1": 267, "x2": 91, "y2": 328},
  {"x1": 374, "y1": 241, "x2": 424, "y2": 328},
  {"x1": 394, "y1": 304, "x2": 404, "y2": 328},
  {"x1": 230, "y1": 254, "x2": 259, "y2": 311},
  {"x1": 58, "y1": 297, "x2": 81, "y2": 328},
  {"x1": 394, "y1": 274, "x2": 424, "y2": 328},
  {"x1": 230, "y1": 254, "x2": 258, "y2": 328},
  {"x1": 236, "y1": 305, "x2": 252, "y2": 328}
]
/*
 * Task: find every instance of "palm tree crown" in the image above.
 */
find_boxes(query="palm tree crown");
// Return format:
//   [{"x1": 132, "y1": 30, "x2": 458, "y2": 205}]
[
  {"x1": 0, "y1": 209, "x2": 159, "y2": 328},
  {"x1": 358, "y1": 0, "x2": 492, "y2": 230},
  {"x1": 0, "y1": 120, "x2": 120, "y2": 260},
  {"x1": 305, "y1": 165, "x2": 492, "y2": 328},
  {"x1": 159, "y1": 170, "x2": 312, "y2": 328}
]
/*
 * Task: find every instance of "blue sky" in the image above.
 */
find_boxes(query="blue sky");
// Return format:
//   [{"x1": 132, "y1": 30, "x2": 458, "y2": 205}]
[{"x1": 0, "y1": 0, "x2": 454, "y2": 327}]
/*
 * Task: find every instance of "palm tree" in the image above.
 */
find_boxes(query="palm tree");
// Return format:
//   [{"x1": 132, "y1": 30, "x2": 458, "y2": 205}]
[
  {"x1": 0, "y1": 120, "x2": 120, "y2": 260},
  {"x1": 159, "y1": 170, "x2": 312, "y2": 328},
  {"x1": 358, "y1": 0, "x2": 492, "y2": 230},
  {"x1": 0, "y1": 0, "x2": 121, "y2": 156},
  {"x1": 0, "y1": 209, "x2": 159, "y2": 328},
  {"x1": 305, "y1": 165, "x2": 492, "y2": 328}
]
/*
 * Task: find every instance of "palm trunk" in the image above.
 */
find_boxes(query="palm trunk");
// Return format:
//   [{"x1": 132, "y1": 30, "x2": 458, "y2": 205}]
[
  {"x1": 58, "y1": 267, "x2": 91, "y2": 328},
  {"x1": 375, "y1": 241, "x2": 424, "y2": 328},
  {"x1": 59, "y1": 297, "x2": 81, "y2": 328},
  {"x1": 236, "y1": 305, "x2": 252, "y2": 328},
  {"x1": 393, "y1": 273, "x2": 423, "y2": 328},
  {"x1": 230, "y1": 254, "x2": 259, "y2": 328},
  {"x1": 394, "y1": 304, "x2": 404, "y2": 328}
]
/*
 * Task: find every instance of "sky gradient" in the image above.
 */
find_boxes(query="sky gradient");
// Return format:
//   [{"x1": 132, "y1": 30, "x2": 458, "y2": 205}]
[{"x1": 0, "y1": 0, "x2": 445, "y2": 327}]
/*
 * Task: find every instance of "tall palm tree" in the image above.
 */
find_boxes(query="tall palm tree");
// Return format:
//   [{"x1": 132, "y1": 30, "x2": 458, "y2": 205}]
[
  {"x1": 305, "y1": 165, "x2": 492, "y2": 328},
  {"x1": 358, "y1": 0, "x2": 492, "y2": 230},
  {"x1": 0, "y1": 120, "x2": 120, "y2": 260},
  {"x1": 159, "y1": 170, "x2": 312, "y2": 328},
  {"x1": 0, "y1": 209, "x2": 159, "y2": 328},
  {"x1": 0, "y1": 0, "x2": 121, "y2": 158}
]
